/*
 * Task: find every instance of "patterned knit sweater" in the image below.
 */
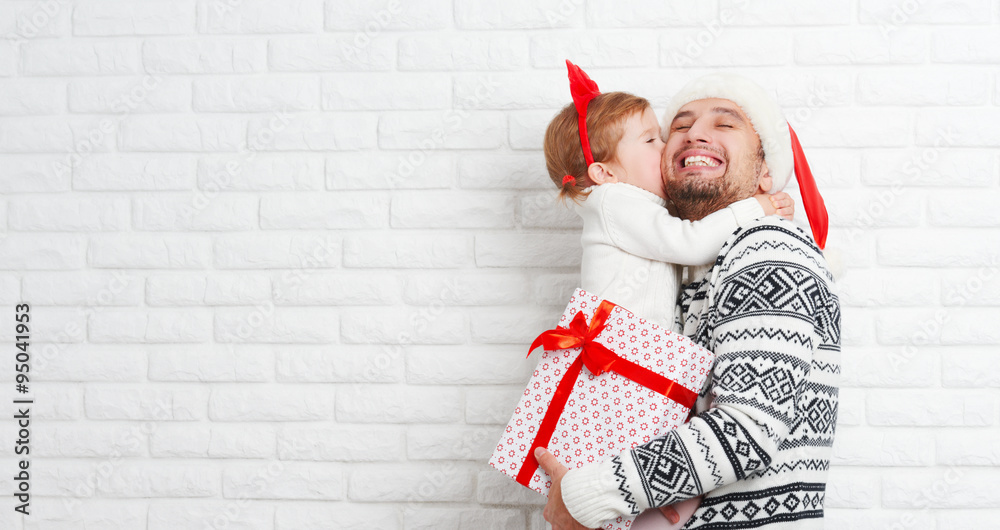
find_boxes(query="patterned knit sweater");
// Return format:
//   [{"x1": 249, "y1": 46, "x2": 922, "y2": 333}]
[{"x1": 561, "y1": 216, "x2": 841, "y2": 529}]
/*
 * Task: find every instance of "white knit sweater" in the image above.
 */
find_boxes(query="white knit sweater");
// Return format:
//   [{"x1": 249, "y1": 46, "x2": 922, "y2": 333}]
[
  {"x1": 561, "y1": 217, "x2": 842, "y2": 529},
  {"x1": 573, "y1": 182, "x2": 766, "y2": 330}
]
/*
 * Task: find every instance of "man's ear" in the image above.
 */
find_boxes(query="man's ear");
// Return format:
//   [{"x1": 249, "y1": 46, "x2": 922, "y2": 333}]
[
  {"x1": 756, "y1": 160, "x2": 772, "y2": 194},
  {"x1": 587, "y1": 162, "x2": 619, "y2": 185}
]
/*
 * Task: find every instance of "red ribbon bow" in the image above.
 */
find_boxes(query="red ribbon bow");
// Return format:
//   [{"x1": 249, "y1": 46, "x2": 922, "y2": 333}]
[
  {"x1": 529, "y1": 300, "x2": 618, "y2": 377},
  {"x1": 516, "y1": 300, "x2": 698, "y2": 487}
]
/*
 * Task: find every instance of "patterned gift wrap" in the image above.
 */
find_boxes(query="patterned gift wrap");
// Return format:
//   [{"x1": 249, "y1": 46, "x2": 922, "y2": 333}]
[{"x1": 488, "y1": 288, "x2": 715, "y2": 530}]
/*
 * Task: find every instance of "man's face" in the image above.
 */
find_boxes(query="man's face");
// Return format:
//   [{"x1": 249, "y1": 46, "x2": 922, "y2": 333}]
[{"x1": 661, "y1": 98, "x2": 769, "y2": 220}]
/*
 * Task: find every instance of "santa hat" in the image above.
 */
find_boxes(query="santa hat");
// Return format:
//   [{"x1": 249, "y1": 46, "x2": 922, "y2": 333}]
[{"x1": 661, "y1": 73, "x2": 829, "y2": 250}]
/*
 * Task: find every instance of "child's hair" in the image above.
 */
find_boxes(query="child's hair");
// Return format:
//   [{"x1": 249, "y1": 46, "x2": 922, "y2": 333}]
[{"x1": 543, "y1": 91, "x2": 652, "y2": 203}]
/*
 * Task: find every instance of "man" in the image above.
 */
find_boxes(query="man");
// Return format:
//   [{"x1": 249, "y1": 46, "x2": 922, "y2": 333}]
[{"x1": 536, "y1": 73, "x2": 841, "y2": 529}]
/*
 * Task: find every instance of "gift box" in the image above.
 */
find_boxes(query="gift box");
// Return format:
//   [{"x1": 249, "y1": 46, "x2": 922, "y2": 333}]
[{"x1": 488, "y1": 288, "x2": 715, "y2": 530}]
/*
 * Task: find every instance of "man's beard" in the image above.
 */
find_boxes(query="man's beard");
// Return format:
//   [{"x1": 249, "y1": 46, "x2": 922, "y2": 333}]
[{"x1": 664, "y1": 146, "x2": 764, "y2": 221}]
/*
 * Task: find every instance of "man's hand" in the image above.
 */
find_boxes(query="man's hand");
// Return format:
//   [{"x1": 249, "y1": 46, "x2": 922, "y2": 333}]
[
  {"x1": 535, "y1": 447, "x2": 594, "y2": 530},
  {"x1": 659, "y1": 505, "x2": 681, "y2": 525}
]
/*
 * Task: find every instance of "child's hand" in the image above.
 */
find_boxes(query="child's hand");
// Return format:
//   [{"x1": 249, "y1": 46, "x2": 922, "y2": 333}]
[
  {"x1": 769, "y1": 191, "x2": 795, "y2": 220},
  {"x1": 754, "y1": 192, "x2": 795, "y2": 221},
  {"x1": 754, "y1": 193, "x2": 777, "y2": 217}
]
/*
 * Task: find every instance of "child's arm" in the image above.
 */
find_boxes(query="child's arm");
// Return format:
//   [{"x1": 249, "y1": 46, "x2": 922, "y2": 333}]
[{"x1": 597, "y1": 186, "x2": 793, "y2": 266}]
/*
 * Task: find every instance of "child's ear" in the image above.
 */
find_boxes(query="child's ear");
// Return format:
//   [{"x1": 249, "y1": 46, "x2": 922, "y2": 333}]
[{"x1": 588, "y1": 163, "x2": 619, "y2": 185}]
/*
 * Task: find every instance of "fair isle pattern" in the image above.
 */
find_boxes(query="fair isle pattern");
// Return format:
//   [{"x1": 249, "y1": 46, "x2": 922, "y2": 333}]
[
  {"x1": 759, "y1": 459, "x2": 830, "y2": 478},
  {"x1": 683, "y1": 482, "x2": 826, "y2": 529},
  {"x1": 691, "y1": 418, "x2": 725, "y2": 488},
  {"x1": 700, "y1": 261, "x2": 839, "y2": 349},
  {"x1": 631, "y1": 429, "x2": 703, "y2": 507},
  {"x1": 713, "y1": 329, "x2": 818, "y2": 350},
  {"x1": 810, "y1": 360, "x2": 841, "y2": 375},
  {"x1": 610, "y1": 455, "x2": 641, "y2": 516},
  {"x1": 626, "y1": 218, "x2": 840, "y2": 529},
  {"x1": 780, "y1": 382, "x2": 838, "y2": 450},
  {"x1": 700, "y1": 413, "x2": 771, "y2": 481},
  {"x1": 720, "y1": 232, "x2": 831, "y2": 277}
]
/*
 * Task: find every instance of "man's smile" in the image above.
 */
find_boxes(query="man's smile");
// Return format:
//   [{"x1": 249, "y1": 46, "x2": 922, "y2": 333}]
[
  {"x1": 683, "y1": 155, "x2": 721, "y2": 167},
  {"x1": 673, "y1": 148, "x2": 727, "y2": 176}
]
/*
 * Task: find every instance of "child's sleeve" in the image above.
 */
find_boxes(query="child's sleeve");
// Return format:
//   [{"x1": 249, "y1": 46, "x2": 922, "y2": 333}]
[{"x1": 598, "y1": 187, "x2": 766, "y2": 265}]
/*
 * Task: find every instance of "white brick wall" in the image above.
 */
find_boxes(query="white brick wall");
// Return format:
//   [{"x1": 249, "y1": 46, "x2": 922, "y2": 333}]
[{"x1": 0, "y1": 0, "x2": 997, "y2": 528}]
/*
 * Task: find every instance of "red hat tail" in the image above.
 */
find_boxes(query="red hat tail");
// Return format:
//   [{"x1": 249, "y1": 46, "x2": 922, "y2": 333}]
[
  {"x1": 566, "y1": 59, "x2": 601, "y2": 166},
  {"x1": 788, "y1": 124, "x2": 828, "y2": 250}
]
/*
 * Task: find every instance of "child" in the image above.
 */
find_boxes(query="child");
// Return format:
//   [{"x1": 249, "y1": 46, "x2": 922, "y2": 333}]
[
  {"x1": 541, "y1": 62, "x2": 793, "y2": 529},
  {"x1": 545, "y1": 62, "x2": 792, "y2": 332}
]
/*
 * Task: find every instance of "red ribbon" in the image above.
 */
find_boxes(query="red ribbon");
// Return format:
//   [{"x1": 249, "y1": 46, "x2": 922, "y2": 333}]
[{"x1": 516, "y1": 300, "x2": 698, "y2": 487}]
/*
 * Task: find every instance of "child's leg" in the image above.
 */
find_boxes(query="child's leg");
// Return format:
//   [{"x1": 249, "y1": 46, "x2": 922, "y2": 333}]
[{"x1": 628, "y1": 495, "x2": 702, "y2": 530}]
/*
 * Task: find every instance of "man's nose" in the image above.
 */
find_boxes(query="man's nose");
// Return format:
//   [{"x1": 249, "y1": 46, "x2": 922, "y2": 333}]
[{"x1": 686, "y1": 120, "x2": 712, "y2": 144}]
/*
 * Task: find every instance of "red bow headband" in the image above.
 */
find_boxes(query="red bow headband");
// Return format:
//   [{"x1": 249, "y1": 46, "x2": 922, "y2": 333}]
[{"x1": 566, "y1": 59, "x2": 601, "y2": 167}]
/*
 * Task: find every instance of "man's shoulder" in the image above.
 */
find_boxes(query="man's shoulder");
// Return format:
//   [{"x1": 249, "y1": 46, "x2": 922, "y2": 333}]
[
  {"x1": 706, "y1": 217, "x2": 841, "y2": 346},
  {"x1": 716, "y1": 216, "x2": 834, "y2": 284}
]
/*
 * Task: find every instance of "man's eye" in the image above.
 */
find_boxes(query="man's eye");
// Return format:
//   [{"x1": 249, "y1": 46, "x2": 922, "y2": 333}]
[
  {"x1": 674, "y1": 126, "x2": 690, "y2": 131},
  {"x1": 717, "y1": 123, "x2": 734, "y2": 128}
]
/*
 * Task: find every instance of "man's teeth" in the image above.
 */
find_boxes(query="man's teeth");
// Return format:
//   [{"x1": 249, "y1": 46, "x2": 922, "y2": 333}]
[{"x1": 683, "y1": 155, "x2": 721, "y2": 168}]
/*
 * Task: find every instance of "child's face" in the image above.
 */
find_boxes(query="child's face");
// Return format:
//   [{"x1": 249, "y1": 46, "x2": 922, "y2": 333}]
[{"x1": 608, "y1": 108, "x2": 667, "y2": 199}]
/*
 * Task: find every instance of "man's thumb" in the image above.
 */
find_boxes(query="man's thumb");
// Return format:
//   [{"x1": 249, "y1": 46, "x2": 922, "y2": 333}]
[{"x1": 534, "y1": 447, "x2": 553, "y2": 471}]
